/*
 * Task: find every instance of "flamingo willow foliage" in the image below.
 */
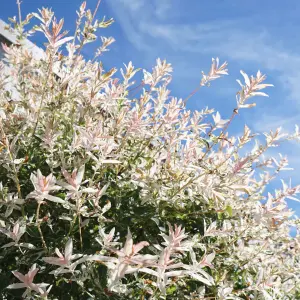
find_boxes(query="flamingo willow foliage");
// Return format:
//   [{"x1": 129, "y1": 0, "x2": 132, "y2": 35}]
[{"x1": 0, "y1": 2, "x2": 300, "y2": 299}]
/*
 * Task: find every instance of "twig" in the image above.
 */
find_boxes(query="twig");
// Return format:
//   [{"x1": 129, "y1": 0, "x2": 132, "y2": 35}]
[
  {"x1": 183, "y1": 85, "x2": 201, "y2": 105},
  {"x1": 16, "y1": 0, "x2": 22, "y2": 24},
  {"x1": 73, "y1": 0, "x2": 102, "y2": 59},
  {"x1": 92, "y1": 0, "x2": 102, "y2": 20},
  {"x1": 36, "y1": 201, "x2": 48, "y2": 252},
  {"x1": 68, "y1": 214, "x2": 78, "y2": 237},
  {"x1": 0, "y1": 120, "x2": 25, "y2": 219},
  {"x1": 31, "y1": 57, "x2": 53, "y2": 139},
  {"x1": 78, "y1": 214, "x2": 83, "y2": 250}
]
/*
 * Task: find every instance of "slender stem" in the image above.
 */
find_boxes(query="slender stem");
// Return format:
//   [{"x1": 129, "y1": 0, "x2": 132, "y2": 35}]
[
  {"x1": 75, "y1": 0, "x2": 102, "y2": 57},
  {"x1": 31, "y1": 57, "x2": 53, "y2": 139},
  {"x1": 92, "y1": 0, "x2": 102, "y2": 20},
  {"x1": 219, "y1": 108, "x2": 239, "y2": 138},
  {"x1": 0, "y1": 121, "x2": 26, "y2": 219},
  {"x1": 183, "y1": 86, "x2": 201, "y2": 105},
  {"x1": 16, "y1": 0, "x2": 22, "y2": 24},
  {"x1": 36, "y1": 201, "x2": 48, "y2": 252},
  {"x1": 78, "y1": 214, "x2": 83, "y2": 250},
  {"x1": 68, "y1": 214, "x2": 78, "y2": 236}
]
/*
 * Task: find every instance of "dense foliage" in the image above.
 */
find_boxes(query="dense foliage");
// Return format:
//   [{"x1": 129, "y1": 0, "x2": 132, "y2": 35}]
[{"x1": 1, "y1": 2, "x2": 300, "y2": 299}]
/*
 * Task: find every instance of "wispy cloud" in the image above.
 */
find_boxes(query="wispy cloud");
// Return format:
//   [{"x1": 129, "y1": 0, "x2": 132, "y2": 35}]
[
  {"x1": 106, "y1": 1, "x2": 300, "y2": 196},
  {"x1": 252, "y1": 114, "x2": 299, "y2": 133},
  {"x1": 153, "y1": 0, "x2": 172, "y2": 19},
  {"x1": 108, "y1": 0, "x2": 300, "y2": 106}
]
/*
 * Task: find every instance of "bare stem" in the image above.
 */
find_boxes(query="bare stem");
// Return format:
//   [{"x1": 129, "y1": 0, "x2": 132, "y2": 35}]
[
  {"x1": 16, "y1": 0, "x2": 22, "y2": 24},
  {"x1": 0, "y1": 121, "x2": 25, "y2": 219},
  {"x1": 68, "y1": 214, "x2": 78, "y2": 237},
  {"x1": 183, "y1": 86, "x2": 201, "y2": 105},
  {"x1": 92, "y1": 0, "x2": 102, "y2": 20},
  {"x1": 78, "y1": 214, "x2": 83, "y2": 250},
  {"x1": 75, "y1": 0, "x2": 103, "y2": 59},
  {"x1": 36, "y1": 201, "x2": 48, "y2": 252},
  {"x1": 31, "y1": 56, "x2": 53, "y2": 139}
]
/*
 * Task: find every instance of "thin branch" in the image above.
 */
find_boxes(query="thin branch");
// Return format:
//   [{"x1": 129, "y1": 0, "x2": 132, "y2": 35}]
[
  {"x1": 16, "y1": 0, "x2": 22, "y2": 24},
  {"x1": 92, "y1": 0, "x2": 102, "y2": 20},
  {"x1": 78, "y1": 214, "x2": 83, "y2": 250},
  {"x1": 0, "y1": 120, "x2": 23, "y2": 209},
  {"x1": 36, "y1": 201, "x2": 48, "y2": 252},
  {"x1": 183, "y1": 85, "x2": 201, "y2": 105},
  {"x1": 30, "y1": 56, "x2": 53, "y2": 139},
  {"x1": 74, "y1": 0, "x2": 103, "y2": 58}
]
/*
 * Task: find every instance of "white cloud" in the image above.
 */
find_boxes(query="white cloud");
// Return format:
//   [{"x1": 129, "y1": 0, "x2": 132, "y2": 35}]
[
  {"x1": 147, "y1": 23, "x2": 300, "y2": 103},
  {"x1": 251, "y1": 114, "x2": 299, "y2": 133},
  {"x1": 107, "y1": 0, "x2": 300, "y2": 210},
  {"x1": 108, "y1": 0, "x2": 300, "y2": 103},
  {"x1": 154, "y1": 0, "x2": 172, "y2": 19},
  {"x1": 117, "y1": 0, "x2": 146, "y2": 12}
]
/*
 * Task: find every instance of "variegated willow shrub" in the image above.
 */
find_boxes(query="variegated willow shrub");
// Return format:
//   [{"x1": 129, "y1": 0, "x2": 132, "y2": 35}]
[{"x1": 1, "y1": 3, "x2": 300, "y2": 300}]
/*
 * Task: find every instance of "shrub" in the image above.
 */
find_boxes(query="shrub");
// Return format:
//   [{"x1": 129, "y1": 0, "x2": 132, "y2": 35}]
[{"x1": 0, "y1": 2, "x2": 300, "y2": 299}]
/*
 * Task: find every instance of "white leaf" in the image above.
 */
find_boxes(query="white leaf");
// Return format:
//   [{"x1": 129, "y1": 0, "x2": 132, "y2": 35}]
[
  {"x1": 101, "y1": 159, "x2": 121, "y2": 164},
  {"x1": 1, "y1": 242, "x2": 16, "y2": 248},
  {"x1": 19, "y1": 243, "x2": 36, "y2": 249},
  {"x1": 7, "y1": 283, "x2": 27, "y2": 289},
  {"x1": 240, "y1": 70, "x2": 250, "y2": 87},
  {"x1": 76, "y1": 165, "x2": 85, "y2": 185},
  {"x1": 54, "y1": 36, "x2": 74, "y2": 48},
  {"x1": 190, "y1": 273, "x2": 214, "y2": 286},
  {"x1": 44, "y1": 194, "x2": 65, "y2": 204},
  {"x1": 82, "y1": 187, "x2": 98, "y2": 193}
]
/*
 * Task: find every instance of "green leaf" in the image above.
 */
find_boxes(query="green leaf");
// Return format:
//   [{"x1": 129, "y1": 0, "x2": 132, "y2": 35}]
[
  {"x1": 166, "y1": 285, "x2": 177, "y2": 295},
  {"x1": 200, "y1": 138, "x2": 210, "y2": 149},
  {"x1": 225, "y1": 205, "x2": 233, "y2": 217},
  {"x1": 102, "y1": 68, "x2": 117, "y2": 80},
  {"x1": 99, "y1": 17, "x2": 114, "y2": 28}
]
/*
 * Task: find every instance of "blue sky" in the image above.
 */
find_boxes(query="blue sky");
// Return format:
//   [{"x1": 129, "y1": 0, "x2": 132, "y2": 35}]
[{"x1": 1, "y1": 0, "x2": 300, "y2": 214}]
